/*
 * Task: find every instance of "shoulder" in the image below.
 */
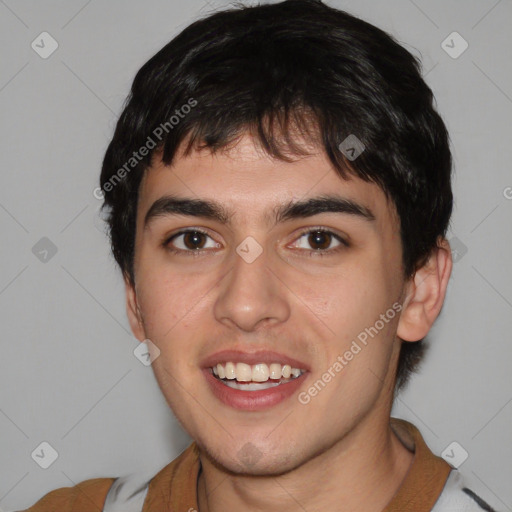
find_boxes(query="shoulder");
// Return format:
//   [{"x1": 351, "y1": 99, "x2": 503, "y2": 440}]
[
  {"x1": 432, "y1": 470, "x2": 499, "y2": 512},
  {"x1": 16, "y1": 477, "x2": 115, "y2": 512},
  {"x1": 16, "y1": 442, "x2": 200, "y2": 512}
]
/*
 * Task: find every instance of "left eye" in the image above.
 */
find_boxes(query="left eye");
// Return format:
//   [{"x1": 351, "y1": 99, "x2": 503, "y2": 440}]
[{"x1": 291, "y1": 229, "x2": 346, "y2": 252}]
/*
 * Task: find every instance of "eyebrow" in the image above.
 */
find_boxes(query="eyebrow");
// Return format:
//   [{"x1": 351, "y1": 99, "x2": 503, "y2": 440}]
[{"x1": 144, "y1": 193, "x2": 376, "y2": 228}]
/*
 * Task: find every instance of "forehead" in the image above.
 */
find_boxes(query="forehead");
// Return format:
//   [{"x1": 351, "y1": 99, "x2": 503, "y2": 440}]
[{"x1": 137, "y1": 134, "x2": 398, "y2": 230}]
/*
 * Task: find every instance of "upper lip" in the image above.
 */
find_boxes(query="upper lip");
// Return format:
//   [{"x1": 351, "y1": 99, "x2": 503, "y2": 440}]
[{"x1": 201, "y1": 349, "x2": 310, "y2": 371}]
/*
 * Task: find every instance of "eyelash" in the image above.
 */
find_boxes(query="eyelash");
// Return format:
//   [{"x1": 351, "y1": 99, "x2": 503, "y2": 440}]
[{"x1": 162, "y1": 227, "x2": 349, "y2": 258}]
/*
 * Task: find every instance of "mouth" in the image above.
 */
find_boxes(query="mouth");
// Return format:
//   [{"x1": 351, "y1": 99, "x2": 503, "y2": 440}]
[
  {"x1": 201, "y1": 351, "x2": 309, "y2": 410},
  {"x1": 210, "y1": 361, "x2": 305, "y2": 390}
]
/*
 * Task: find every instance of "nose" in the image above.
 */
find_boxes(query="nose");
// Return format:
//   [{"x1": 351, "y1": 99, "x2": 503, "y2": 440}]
[{"x1": 213, "y1": 239, "x2": 291, "y2": 332}]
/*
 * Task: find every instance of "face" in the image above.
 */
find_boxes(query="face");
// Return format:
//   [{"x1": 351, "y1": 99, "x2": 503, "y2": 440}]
[{"x1": 126, "y1": 133, "x2": 410, "y2": 475}]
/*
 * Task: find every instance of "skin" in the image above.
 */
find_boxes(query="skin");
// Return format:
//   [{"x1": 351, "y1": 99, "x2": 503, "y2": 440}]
[{"x1": 125, "y1": 132, "x2": 452, "y2": 512}]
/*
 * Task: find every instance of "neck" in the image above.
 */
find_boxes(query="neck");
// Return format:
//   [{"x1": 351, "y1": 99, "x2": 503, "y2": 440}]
[{"x1": 196, "y1": 415, "x2": 414, "y2": 512}]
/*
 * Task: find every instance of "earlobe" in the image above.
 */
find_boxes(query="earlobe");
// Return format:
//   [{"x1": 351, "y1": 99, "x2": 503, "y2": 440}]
[
  {"x1": 396, "y1": 237, "x2": 453, "y2": 342},
  {"x1": 125, "y1": 277, "x2": 146, "y2": 341}
]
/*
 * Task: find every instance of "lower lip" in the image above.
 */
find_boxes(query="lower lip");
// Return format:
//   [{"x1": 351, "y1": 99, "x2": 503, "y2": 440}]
[{"x1": 203, "y1": 368, "x2": 307, "y2": 411}]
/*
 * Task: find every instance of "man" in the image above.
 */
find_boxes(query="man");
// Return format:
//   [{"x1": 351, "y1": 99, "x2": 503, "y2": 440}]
[{"x1": 20, "y1": 0, "x2": 497, "y2": 510}]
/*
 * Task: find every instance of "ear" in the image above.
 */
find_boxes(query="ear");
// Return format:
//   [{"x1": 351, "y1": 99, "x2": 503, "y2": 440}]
[
  {"x1": 397, "y1": 237, "x2": 453, "y2": 342},
  {"x1": 125, "y1": 276, "x2": 146, "y2": 341}
]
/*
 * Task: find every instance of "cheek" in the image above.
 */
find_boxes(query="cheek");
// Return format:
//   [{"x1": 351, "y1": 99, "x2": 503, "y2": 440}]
[
  {"x1": 304, "y1": 257, "x2": 401, "y2": 376},
  {"x1": 135, "y1": 266, "x2": 207, "y2": 344},
  {"x1": 304, "y1": 263, "x2": 388, "y2": 339},
  {"x1": 135, "y1": 272, "x2": 206, "y2": 395}
]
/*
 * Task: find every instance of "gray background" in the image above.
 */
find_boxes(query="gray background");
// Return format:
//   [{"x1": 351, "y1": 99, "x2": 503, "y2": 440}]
[{"x1": 0, "y1": 0, "x2": 511, "y2": 510}]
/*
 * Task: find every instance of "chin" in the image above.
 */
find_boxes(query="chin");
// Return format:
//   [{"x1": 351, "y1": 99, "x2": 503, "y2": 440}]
[{"x1": 201, "y1": 439, "x2": 306, "y2": 477}]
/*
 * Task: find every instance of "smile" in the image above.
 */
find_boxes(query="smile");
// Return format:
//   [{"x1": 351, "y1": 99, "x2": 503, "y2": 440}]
[
  {"x1": 204, "y1": 365, "x2": 308, "y2": 411},
  {"x1": 211, "y1": 361, "x2": 305, "y2": 382}
]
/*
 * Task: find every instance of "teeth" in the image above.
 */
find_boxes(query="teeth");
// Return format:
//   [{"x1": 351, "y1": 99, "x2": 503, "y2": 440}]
[
  {"x1": 252, "y1": 363, "x2": 270, "y2": 382},
  {"x1": 236, "y1": 362, "x2": 252, "y2": 382},
  {"x1": 291, "y1": 367, "x2": 301, "y2": 378},
  {"x1": 222, "y1": 380, "x2": 283, "y2": 391},
  {"x1": 269, "y1": 363, "x2": 281, "y2": 379},
  {"x1": 216, "y1": 363, "x2": 225, "y2": 379},
  {"x1": 210, "y1": 361, "x2": 305, "y2": 383},
  {"x1": 225, "y1": 361, "x2": 236, "y2": 380}
]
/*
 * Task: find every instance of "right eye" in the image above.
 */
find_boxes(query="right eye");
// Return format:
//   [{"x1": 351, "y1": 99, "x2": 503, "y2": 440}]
[{"x1": 164, "y1": 229, "x2": 221, "y2": 255}]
